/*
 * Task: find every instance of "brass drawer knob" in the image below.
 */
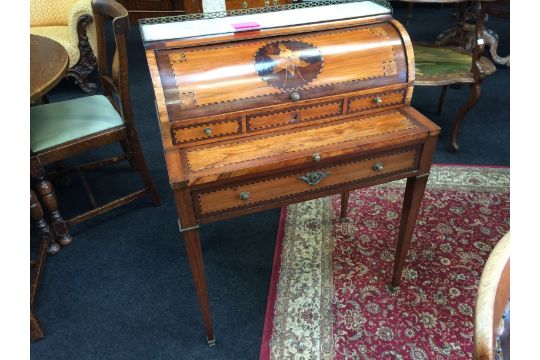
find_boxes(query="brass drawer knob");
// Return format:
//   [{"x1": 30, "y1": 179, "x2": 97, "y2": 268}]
[
  {"x1": 240, "y1": 191, "x2": 250, "y2": 201},
  {"x1": 372, "y1": 97, "x2": 382, "y2": 105},
  {"x1": 290, "y1": 92, "x2": 301, "y2": 102},
  {"x1": 298, "y1": 171, "x2": 330, "y2": 186},
  {"x1": 204, "y1": 127, "x2": 212, "y2": 136},
  {"x1": 312, "y1": 153, "x2": 321, "y2": 162},
  {"x1": 372, "y1": 162, "x2": 383, "y2": 172}
]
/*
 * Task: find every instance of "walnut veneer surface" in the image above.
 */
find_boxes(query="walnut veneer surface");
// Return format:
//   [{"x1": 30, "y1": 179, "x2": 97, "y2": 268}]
[{"x1": 142, "y1": 0, "x2": 440, "y2": 344}]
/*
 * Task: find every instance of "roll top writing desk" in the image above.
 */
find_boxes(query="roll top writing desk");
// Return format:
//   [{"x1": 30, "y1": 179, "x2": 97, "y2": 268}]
[{"x1": 141, "y1": 0, "x2": 440, "y2": 344}]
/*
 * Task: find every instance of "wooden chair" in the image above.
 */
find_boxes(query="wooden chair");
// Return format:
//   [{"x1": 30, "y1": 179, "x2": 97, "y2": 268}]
[
  {"x1": 474, "y1": 232, "x2": 510, "y2": 359},
  {"x1": 30, "y1": 0, "x2": 160, "y2": 245},
  {"x1": 398, "y1": 0, "x2": 497, "y2": 152}
]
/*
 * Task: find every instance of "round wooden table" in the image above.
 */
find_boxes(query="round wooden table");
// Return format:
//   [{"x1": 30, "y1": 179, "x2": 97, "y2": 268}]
[{"x1": 30, "y1": 34, "x2": 69, "y2": 103}]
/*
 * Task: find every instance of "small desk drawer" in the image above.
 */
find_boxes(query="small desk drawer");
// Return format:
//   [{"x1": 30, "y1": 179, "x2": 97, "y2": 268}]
[
  {"x1": 171, "y1": 118, "x2": 242, "y2": 145},
  {"x1": 246, "y1": 99, "x2": 344, "y2": 132},
  {"x1": 347, "y1": 90, "x2": 406, "y2": 114},
  {"x1": 194, "y1": 147, "x2": 418, "y2": 216}
]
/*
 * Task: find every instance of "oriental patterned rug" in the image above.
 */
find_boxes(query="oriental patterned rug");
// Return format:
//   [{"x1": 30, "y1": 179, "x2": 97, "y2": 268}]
[{"x1": 260, "y1": 165, "x2": 509, "y2": 360}]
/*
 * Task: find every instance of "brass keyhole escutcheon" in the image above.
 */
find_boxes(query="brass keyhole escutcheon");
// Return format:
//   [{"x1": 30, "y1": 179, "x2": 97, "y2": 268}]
[
  {"x1": 240, "y1": 191, "x2": 250, "y2": 201},
  {"x1": 312, "y1": 153, "x2": 321, "y2": 162},
  {"x1": 298, "y1": 171, "x2": 330, "y2": 186},
  {"x1": 372, "y1": 162, "x2": 383, "y2": 172},
  {"x1": 372, "y1": 97, "x2": 382, "y2": 105},
  {"x1": 290, "y1": 92, "x2": 301, "y2": 102},
  {"x1": 204, "y1": 127, "x2": 212, "y2": 136}
]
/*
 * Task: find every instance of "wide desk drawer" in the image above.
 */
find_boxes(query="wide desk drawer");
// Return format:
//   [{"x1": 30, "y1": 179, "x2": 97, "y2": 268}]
[{"x1": 194, "y1": 147, "x2": 418, "y2": 217}]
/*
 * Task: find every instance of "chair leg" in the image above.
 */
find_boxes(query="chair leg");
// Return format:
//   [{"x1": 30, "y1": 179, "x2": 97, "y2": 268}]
[
  {"x1": 31, "y1": 310, "x2": 44, "y2": 341},
  {"x1": 31, "y1": 190, "x2": 60, "y2": 255},
  {"x1": 31, "y1": 159, "x2": 73, "y2": 246},
  {"x1": 126, "y1": 136, "x2": 160, "y2": 206},
  {"x1": 450, "y1": 81, "x2": 482, "y2": 152},
  {"x1": 340, "y1": 191, "x2": 350, "y2": 220},
  {"x1": 120, "y1": 139, "x2": 137, "y2": 170},
  {"x1": 437, "y1": 85, "x2": 448, "y2": 115}
]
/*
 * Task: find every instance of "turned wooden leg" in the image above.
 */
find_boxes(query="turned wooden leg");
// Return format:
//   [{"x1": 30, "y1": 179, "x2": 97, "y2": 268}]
[
  {"x1": 391, "y1": 175, "x2": 429, "y2": 289},
  {"x1": 30, "y1": 310, "x2": 44, "y2": 341},
  {"x1": 437, "y1": 85, "x2": 448, "y2": 115},
  {"x1": 31, "y1": 160, "x2": 73, "y2": 246},
  {"x1": 182, "y1": 228, "x2": 215, "y2": 345},
  {"x1": 450, "y1": 81, "x2": 482, "y2": 152},
  {"x1": 31, "y1": 190, "x2": 60, "y2": 255},
  {"x1": 340, "y1": 191, "x2": 350, "y2": 220}
]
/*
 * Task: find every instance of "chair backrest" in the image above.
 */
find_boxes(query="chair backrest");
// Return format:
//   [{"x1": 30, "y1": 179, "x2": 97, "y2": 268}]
[
  {"x1": 91, "y1": 0, "x2": 134, "y2": 129},
  {"x1": 30, "y1": 0, "x2": 75, "y2": 27}
]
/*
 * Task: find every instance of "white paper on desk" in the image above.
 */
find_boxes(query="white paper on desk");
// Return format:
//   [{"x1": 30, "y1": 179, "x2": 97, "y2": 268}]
[{"x1": 140, "y1": 1, "x2": 390, "y2": 43}]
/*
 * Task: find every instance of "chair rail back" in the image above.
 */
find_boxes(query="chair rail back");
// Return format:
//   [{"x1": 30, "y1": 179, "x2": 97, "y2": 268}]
[{"x1": 91, "y1": 0, "x2": 134, "y2": 129}]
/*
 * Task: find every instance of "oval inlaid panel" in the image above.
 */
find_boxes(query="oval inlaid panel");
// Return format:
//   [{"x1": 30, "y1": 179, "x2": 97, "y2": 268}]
[{"x1": 254, "y1": 40, "x2": 324, "y2": 90}]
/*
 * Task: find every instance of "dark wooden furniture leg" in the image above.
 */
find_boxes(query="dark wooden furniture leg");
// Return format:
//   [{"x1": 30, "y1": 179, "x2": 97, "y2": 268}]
[
  {"x1": 340, "y1": 191, "x2": 350, "y2": 220},
  {"x1": 30, "y1": 310, "x2": 44, "y2": 341},
  {"x1": 31, "y1": 190, "x2": 60, "y2": 255},
  {"x1": 120, "y1": 139, "x2": 137, "y2": 170},
  {"x1": 31, "y1": 159, "x2": 73, "y2": 246},
  {"x1": 437, "y1": 85, "x2": 448, "y2": 115},
  {"x1": 450, "y1": 81, "x2": 482, "y2": 152},
  {"x1": 391, "y1": 174, "x2": 429, "y2": 289},
  {"x1": 127, "y1": 136, "x2": 160, "y2": 206},
  {"x1": 31, "y1": 189, "x2": 51, "y2": 341}
]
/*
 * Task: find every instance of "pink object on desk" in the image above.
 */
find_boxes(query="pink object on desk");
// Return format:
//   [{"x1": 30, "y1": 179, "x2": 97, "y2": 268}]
[{"x1": 231, "y1": 22, "x2": 261, "y2": 32}]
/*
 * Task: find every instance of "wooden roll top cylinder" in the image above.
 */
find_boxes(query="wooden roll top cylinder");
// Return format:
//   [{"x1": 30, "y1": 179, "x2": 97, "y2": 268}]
[{"x1": 152, "y1": 20, "x2": 413, "y2": 121}]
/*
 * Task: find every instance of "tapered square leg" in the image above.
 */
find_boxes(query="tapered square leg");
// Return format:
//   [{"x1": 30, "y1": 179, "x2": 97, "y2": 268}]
[
  {"x1": 181, "y1": 228, "x2": 215, "y2": 345},
  {"x1": 391, "y1": 174, "x2": 429, "y2": 288}
]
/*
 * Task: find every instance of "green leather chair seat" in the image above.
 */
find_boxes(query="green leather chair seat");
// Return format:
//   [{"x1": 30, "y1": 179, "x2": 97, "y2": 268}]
[
  {"x1": 31, "y1": 95, "x2": 123, "y2": 153},
  {"x1": 414, "y1": 44, "x2": 472, "y2": 80}
]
